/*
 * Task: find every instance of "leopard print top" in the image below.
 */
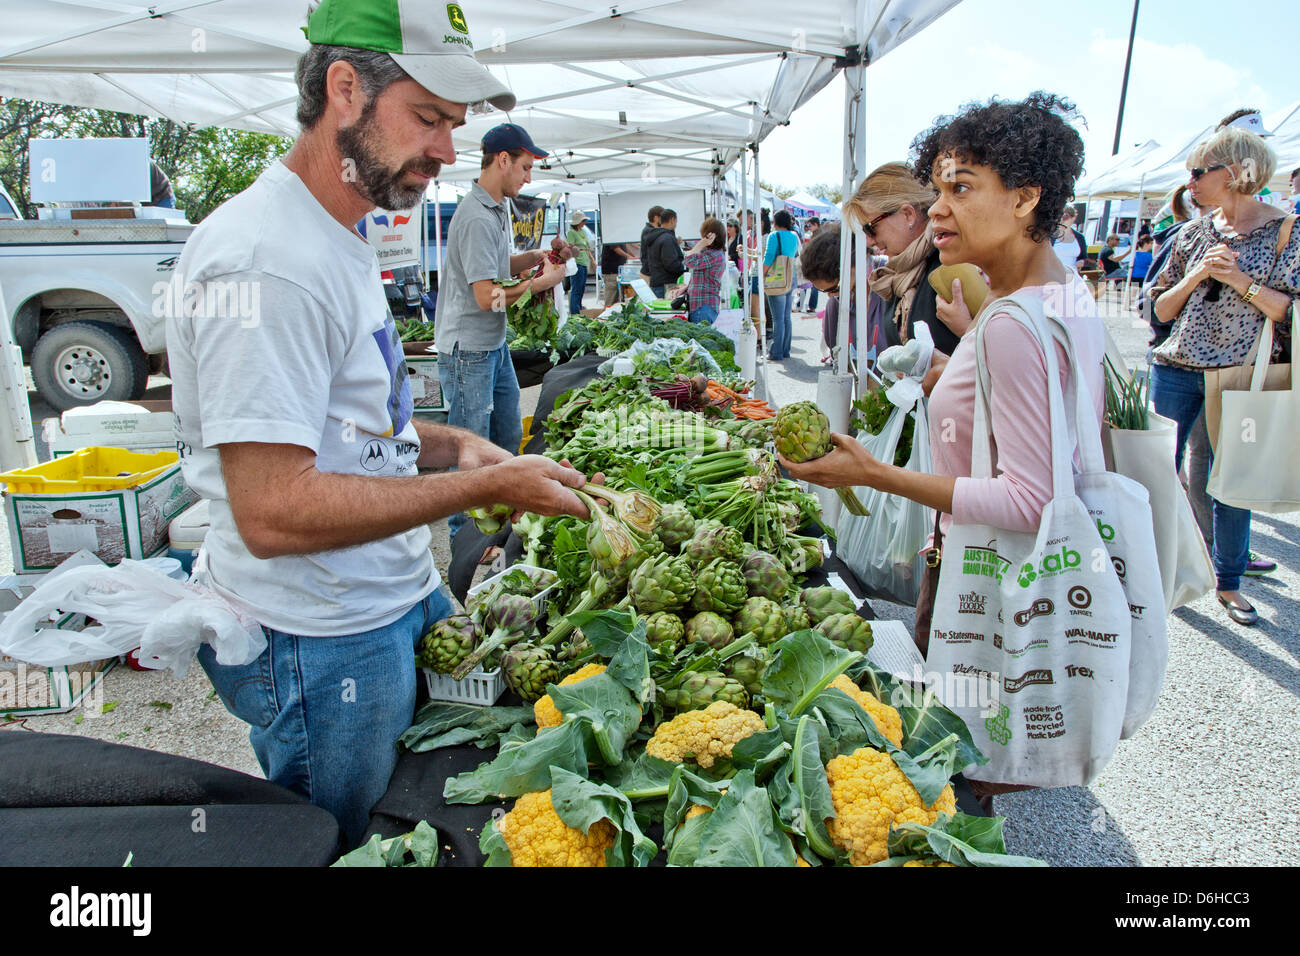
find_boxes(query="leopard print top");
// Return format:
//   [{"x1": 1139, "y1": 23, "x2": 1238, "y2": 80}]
[{"x1": 1151, "y1": 212, "x2": 1299, "y2": 369}]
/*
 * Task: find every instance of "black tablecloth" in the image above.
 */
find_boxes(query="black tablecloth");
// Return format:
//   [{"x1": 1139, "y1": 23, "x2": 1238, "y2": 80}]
[{"x1": 0, "y1": 732, "x2": 341, "y2": 866}]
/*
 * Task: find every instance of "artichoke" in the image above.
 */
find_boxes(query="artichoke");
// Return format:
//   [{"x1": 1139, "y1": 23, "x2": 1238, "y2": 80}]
[
  {"x1": 584, "y1": 483, "x2": 661, "y2": 536},
  {"x1": 782, "y1": 604, "x2": 812, "y2": 633},
  {"x1": 644, "y1": 611, "x2": 686, "y2": 652},
  {"x1": 584, "y1": 499, "x2": 641, "y2": 576},
  {"x1": 734, "y1": 596, "x2": 787, "y2": 646},
  {"x1": 416, "y1": 614, "x2": 479, "y2": 673},
  {"x1": 557, "y1": 631, "x2": 592, "y2": 662},
  {"x1": 690, "y1": 559, "x2": 748, "y2": 614},
  {"x1": 684, "y1": 611, "x2": 734, "y2": 650},
  {"x1": 801, "y1": 586, "x2": 856, "y2": 625},
  {"x1": 724, "y1": 654, "x2": 768, "y2": 697},
  {"x1": 662, "y1": 670, "x2": 750, "y2": 712},
  {"x1": 501, "y1": 644, "x2": 560, "y2": 702},
  {"x1": 684, "y1": 524, "x2": 744, "y2": 566},
  {"x1": 652, "y1": 501, "x2": 696, "y2": 552},
  {"x1": 772, "y1": 400, "x2": 832, "y2": 462},
  {"x1": 742, "y1": 550, "x2": 792, "y2": 601},
  {"x1": 451, "y1": 593, "x2": 539, "y2": 680},
  {"x1": 628, "y1": 553, "x2": 693, "y2": 614},
  {"x1": 817, "y1": 612, "x2": 874, "y2": 653},
  {"x1": 467, "y1": 502, "x2": 513, "y2": 535}
]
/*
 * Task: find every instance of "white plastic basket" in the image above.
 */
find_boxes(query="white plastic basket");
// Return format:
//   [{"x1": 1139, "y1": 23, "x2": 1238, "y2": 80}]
[
  {"x1": 423, "y1": 666, "x2": 505, "y2": 705},
  {"x1": 466, "y1": 563, "x2": 559, "y2": 618}
]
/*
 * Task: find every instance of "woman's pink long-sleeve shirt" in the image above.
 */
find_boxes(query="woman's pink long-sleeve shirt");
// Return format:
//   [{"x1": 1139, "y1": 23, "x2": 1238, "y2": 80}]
[{"x1": 927, "y1": 276, "x2": 1105, "y2": 537}]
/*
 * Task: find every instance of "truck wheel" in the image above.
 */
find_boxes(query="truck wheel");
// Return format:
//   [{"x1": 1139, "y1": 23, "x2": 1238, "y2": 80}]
[{"x1": 31, "y1": 321, "x2": 150, "y2": 411}]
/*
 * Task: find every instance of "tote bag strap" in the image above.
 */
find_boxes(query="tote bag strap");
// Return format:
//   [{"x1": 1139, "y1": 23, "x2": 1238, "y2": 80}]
[{"x1": 971, "y1": 294, "x2": 1076, "y2": 500}]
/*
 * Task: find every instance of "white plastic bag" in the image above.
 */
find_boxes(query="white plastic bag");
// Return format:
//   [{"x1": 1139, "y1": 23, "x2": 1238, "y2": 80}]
[
  {"x1": 836, "y1": 322, "x2": 936, "y2": 605},
  {"x1": 0, "y1": 559, "x2": 266, "y2": 678}
]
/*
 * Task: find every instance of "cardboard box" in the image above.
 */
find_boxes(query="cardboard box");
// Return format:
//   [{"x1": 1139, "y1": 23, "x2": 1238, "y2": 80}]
[
  {"x1": 405, "y1": 355, "x2": 447, "y2": 410},
  {"x1": 2, "y1": 450, "x2": 198, "y2": 574},
  {"x1": 0, "y1": 575, "x2": 107, "y2": 716},
  {"x1": 43, "y1": 400, "x2": 175, "y2": 459}
]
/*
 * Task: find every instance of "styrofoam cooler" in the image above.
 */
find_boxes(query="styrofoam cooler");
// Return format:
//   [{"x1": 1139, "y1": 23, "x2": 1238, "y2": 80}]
[{"x1": 167, "y1": 498, "x2": 209, "y2": 575}]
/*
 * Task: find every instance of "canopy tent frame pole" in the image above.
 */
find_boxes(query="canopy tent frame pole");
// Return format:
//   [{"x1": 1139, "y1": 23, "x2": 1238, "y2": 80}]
[
  {"x1": 740, "y1": 148, "x2": 750, "y2": 318},
  {"x1": 1122, "y1": 173, "x2": 1147, "y2": 308},
  {"x1": 752, "y1": 133, "x2": 767, "y2": 400},
  {"x1": 835, "y1": 53, "x2": 866, "y2": 379},
  {"x1": 0, "y1": 280, "x2": 37, "y2": 472}
]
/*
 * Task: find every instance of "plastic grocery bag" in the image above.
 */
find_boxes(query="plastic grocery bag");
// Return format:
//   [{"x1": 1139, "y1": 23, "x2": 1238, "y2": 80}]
[
  {"x1": 836, "y1": 323, "x2": 935, "y2": 605},
  {"x1": 0, "y1": 559, "x2": 266, "y2": 679},
  {"x1": 925, "y1": 294, "x2": 1153, "y2": 787}
]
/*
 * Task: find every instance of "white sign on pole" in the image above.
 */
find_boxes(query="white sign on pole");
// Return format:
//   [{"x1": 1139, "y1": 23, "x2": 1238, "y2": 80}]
[
  {"x1": 358, "y1": 208, "x2": 421, "y2": 269},
  {"x1": 29, "y1": 138, "x2": 150, "y2": 203}
]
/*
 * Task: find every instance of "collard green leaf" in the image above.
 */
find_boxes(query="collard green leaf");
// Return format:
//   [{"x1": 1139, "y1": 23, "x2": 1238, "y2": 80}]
[
  {"x1": 884, "y1": 813, "x2": 1048, "y2": 867},
  {"x1": 692, "y1": 770, "x2": 798, "y2": 867},
  {"x1": 399, "y1": 702, "x2": 536, "y2": 753},
  {"x1": 550, "y1": 767, "x2": 658, "y2": 867},
  {"x1": 443, "y1": 720, "x2": 588, "y2": 804},
  {"x1": 762, "y1": 629, "x2": 860, "y2": 717},
  {"x1": 547, "y1": 672, "x2": 644, "y2": 766}
]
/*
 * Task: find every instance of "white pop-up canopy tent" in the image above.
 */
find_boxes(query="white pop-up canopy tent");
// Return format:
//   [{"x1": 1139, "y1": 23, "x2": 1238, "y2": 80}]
[{"x1": 0, "y1": 0, "x2": 965, "y2": 519}]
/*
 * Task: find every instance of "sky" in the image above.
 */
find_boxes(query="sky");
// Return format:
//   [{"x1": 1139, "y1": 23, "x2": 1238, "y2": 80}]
[{"x1": 760, "y1": 0, "x2": 1298, "y2": 196}]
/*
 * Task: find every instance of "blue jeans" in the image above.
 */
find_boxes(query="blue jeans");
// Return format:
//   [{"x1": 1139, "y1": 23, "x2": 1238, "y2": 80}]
[
  {"x1": 438, "y1": 343, "x2": 523, "y2": 540},
  {"x1": 569, "y1": 264, "x2": 588, "y2": 315},
  {"x1": 689, "y1": 304, "x2": 718, "y2": 324},
  {"x1": 198, "y1": 587, "x2": 456, "y2": 848},
  {"x1": 651, "y1": 284, "x2": 666, "y2": 299},
  {"x1": 767, "y1": 290, "x2": 793, "y2": 360},
  {"x1": 1150, "y1": 362, "x2": 1251, "y2": 591}
]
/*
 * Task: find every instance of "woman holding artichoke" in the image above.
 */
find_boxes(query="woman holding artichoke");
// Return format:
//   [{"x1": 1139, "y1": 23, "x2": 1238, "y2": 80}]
[{"x1": 779, "y1": 93, "x2": 1104, "y2": 808}]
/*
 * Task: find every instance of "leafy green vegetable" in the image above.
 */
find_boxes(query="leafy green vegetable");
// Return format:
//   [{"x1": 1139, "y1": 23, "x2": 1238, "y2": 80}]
[
  {"x1": 443, "y1": 720, "x2": 589, "y2": 804},
  {"x1": 879, "y1": 812, "x2": 1048, "y2": 867},
  {"x1": 691, "y1": 770, "x2": 797, "y2": 867},
  {"x1": 549, "y1": 767, "x2": 658, "y2": 867},
  {"x1": 850, "y1": 387, "x2": 914, "y2": 467},
  {"x1": 399, "y1": 701, "x2": 536, "y2": 753},
  {"x1": 849, "y1": 660, "x2": 987, "y2": 771},
  {"x1": 331, "y1": 821, "x2": 439, "y2": 867},
  {"x1": 761, "y1": 629, "x2": 861, "y2": 717}
]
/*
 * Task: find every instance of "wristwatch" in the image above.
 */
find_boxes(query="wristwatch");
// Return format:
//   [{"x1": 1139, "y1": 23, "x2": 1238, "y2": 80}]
[{"x1": 1242, "y1": 281, "x2": 1262, "y2": 303}]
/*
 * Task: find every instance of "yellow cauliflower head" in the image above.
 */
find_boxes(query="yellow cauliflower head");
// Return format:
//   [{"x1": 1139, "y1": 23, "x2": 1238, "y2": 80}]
[
  {"x1": 497, "y1": 789, "x2": 615, "y2": 867},
  {"x1": 533, "y1": 663, "x2": 607, "y2": 729},
  {"x1": 825, "y1": 747, "x2": 957, "y2": 866},
  {"x1": 645, "y1": 701, "x2": 766, "y2": 768},
  {"x1": 829, "y1": 674, "x2": 904, "y2": 747}
]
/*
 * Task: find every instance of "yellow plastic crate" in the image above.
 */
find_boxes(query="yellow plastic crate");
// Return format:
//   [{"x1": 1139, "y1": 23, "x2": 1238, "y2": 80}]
[{"x1": 0, "y1": 447, "x2": 179, "y2": 494}]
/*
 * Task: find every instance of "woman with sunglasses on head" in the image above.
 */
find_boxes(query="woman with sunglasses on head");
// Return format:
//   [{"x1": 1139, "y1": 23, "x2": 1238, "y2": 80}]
[
  {"x1": 845, "y1": 162, "x2": 974, "y2": 358},
  {"x1": 1147, "y1": 126, "x2": 1299, "y2": 627}
]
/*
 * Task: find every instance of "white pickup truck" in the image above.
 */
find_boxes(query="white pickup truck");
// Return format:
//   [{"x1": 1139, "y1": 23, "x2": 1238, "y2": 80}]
[{"x1": 0, "y1": 183, "x2": 192, "y2": 411}]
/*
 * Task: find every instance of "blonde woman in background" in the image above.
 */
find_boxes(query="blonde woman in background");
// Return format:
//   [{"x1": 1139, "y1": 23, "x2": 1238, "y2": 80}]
[
  {"x1": 845, "y1": 162, "x2": 974, "y2": 358},
  {"x1": 1149, "y1": 125, "x2": 1300, "y2": 626}
]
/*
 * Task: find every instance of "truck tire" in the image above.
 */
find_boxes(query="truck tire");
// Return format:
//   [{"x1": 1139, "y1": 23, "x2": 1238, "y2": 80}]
[{"x1": 31, "y1": 321, "x2": 151, "y2": 411}]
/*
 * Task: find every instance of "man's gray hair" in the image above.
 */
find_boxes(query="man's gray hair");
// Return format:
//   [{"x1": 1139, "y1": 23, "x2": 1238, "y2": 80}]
[{"x1": 295, "y1": 44, "x2": 409, "y2": 130}]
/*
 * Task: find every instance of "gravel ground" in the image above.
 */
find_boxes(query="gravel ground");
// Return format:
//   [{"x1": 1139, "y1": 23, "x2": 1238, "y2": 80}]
[{"x1": 4, "y1": 287, "x2": 1297, "y2": 866}]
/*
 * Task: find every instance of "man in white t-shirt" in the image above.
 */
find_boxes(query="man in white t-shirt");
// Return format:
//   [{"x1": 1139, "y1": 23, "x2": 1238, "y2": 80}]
[{"x1": 166, "y1": 0, "x2": 592, "y2": 846}]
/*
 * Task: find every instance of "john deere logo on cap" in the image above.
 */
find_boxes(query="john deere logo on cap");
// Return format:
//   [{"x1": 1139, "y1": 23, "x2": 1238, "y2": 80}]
[{"x1": 447, "y1": 3, "x2": 469, "y2": 34}]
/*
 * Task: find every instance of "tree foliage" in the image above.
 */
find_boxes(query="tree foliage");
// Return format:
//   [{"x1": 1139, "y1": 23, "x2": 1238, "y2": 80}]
[{"x1": 0, "y1": 98, "x2": 290, "y2": 222}]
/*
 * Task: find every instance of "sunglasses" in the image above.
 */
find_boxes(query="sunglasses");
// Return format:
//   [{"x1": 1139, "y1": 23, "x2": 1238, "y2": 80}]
[
  {"x1": 863, "y1": 208, "x2": 897, "y2": 239},
  {"x1": 1189, "y1": 164, "x2": 1227, "y2": 181}
]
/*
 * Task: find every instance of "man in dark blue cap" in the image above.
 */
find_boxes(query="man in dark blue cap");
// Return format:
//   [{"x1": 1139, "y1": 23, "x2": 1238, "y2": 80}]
[{"x1": 435, "y1": 122, "x2": 566, "y2": 543}]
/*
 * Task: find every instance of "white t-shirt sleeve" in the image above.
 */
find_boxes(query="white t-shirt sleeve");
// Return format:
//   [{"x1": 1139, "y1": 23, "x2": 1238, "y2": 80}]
[{"x1": 188, "y1": 271, "x2": 339, "y2": 452}]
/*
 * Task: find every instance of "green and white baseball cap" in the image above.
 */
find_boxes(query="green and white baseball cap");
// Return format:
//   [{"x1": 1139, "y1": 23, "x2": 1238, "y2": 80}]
[{"x1": 304, "y1": 0, "x2": 516, "y2": 111}]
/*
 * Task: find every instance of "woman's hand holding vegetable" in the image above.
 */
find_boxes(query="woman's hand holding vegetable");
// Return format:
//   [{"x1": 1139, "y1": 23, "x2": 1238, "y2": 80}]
[
  {"x1": 934, "y1": 279, "x2": 975, "y2": 337},
  {"x1": 777, "y1": 433, "x2": 878, "y2": 489}
]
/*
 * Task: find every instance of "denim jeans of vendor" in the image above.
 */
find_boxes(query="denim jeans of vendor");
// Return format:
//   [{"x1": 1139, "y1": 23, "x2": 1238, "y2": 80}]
[
  {"x1": 767, "y1": 290, "x2": 793, "y2": 360},
  {"x1": 438, "y1": 342, "x2": 523, "y2": 540},
  {"x1": 1150, "y1": 362, "x2": 1251, "y2": 591},
  {"x1": 689, "y1": 304, "x2": 718, "y2": 325},
  {"x1": 198, "y1": 587, "x2": 456, "y2": 848},
  {"x1": 569, "y1": 263, "x2": 588, "y2": 315},
  {"x1": 651, "y1": 284, "x2": 666, "y2": 299}
]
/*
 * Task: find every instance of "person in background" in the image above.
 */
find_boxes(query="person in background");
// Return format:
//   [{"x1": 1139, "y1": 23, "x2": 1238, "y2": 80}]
[
  {"x1": 844, "y1": 161, "x2": 972, "y2": 358},
  {"x1": 640, "y1": 205, "x2": 663, "y2": 283},
  {"x1": 644, "y1": 208, "x2": 685, "y2": 298},
  {"x1": 782, "y1": 92, "x2": 1099, "y2": 812},
  {"x1": 1125, "y1": 234, "x2": 1153, "y2": 308},
  {"x1": 796, "y1": 217, "x2": 822, "y2": 314},
  {"x1": 1098, "y1": 233, "x2": 1129, "y2": 277},
  {"x1": 1051, "y1": 205, "x2": 1089, "y2": 275},
  {"x1": 762, "y1": 209, "x2": 800, "y2": 360},
  {"x1": 1149, "y1": 125, "x2": 1298, "y2": 626},
  {"x1": 148, "y1": 160, "x2": 175, "y2": 209},
  {"x1": 801, "y1": 224, "x2": 897, "y2": 365},
  {"x1": 683, "y1": 216, "x2": 726, "y2": 324},
  {"x1": 725, "y1": 218, "x2": 741, "y2": 272},
  {"x1": 566, "y1": 210, "x2": 592, "y2": 314},
  {"x1": 436, "y1": 122, "x2": 567, "y2": 543},
  {"x1": 1291, "y1": 167, "x2": 1299, "y2": 214},
  {"x1": 601, "y1": 238, "x2": 631, "y2": 307}
]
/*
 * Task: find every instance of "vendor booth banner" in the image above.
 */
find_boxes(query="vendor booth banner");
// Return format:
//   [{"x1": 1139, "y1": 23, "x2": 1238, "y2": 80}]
[
  {"x1": 358, "y1": 208, "x2": 421, "y2": 269},
  {"x1": 510, "y1": 194, "x2": 547, "y2": 252}
]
